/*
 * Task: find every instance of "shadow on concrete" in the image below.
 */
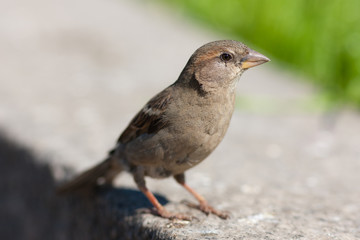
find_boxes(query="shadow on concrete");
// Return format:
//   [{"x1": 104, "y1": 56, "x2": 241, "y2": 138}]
[
  {"x1": 0, "y1": 132, "x2": 168, "y2": 240},
  {"x1": 96, "y1": 186, "x2": 168, "y2": 211}
]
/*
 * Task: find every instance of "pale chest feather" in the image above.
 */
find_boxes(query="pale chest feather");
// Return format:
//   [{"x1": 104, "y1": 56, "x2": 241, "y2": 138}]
[
  {"x1": 169, "y1": 89, "x2": 235, "y2": 138},
  {"x1": 144, "y1": 90, "x2": 236, "y2": 178}
]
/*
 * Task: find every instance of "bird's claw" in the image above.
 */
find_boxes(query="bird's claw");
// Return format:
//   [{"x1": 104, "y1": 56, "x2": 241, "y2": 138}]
[
  {"x1": 183, "y1": 200, "x2": 229, "y2": 219},
  {"x1": 154, "y1": 208, "x2": 192, "y2": 221}
]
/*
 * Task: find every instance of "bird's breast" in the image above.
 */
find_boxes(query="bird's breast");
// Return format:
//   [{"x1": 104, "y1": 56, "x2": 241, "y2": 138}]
[{"x1": 154, "y1": 91, "x2": 236, "y2": 175}]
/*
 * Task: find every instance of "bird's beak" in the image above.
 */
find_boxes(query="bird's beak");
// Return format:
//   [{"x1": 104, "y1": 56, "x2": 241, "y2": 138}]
[{"x1": 241, "y1": 49, "x2": 270, "y2": 69}]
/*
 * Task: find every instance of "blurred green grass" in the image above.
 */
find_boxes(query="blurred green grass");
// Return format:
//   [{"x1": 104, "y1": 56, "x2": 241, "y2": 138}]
[{"x1": 162, "y1": 0, "x2": 360, "y2": 107}]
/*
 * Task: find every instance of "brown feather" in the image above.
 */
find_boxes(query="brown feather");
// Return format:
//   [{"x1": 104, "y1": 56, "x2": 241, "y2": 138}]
[
  {"x1": 57, "y1": 158, "x2": 114, "y2": 194},
  {"x1": 118, "y1": 87, "x2": 172, "y2": 144}
]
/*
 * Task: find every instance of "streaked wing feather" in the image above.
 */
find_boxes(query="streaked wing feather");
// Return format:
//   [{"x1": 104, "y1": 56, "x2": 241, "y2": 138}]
[{"x1": 118, "y1": 88, "x2": 172, "y2": 144}]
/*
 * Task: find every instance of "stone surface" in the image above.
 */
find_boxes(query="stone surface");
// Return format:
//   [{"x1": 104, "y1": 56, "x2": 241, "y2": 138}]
[{"x1": 1, "y1": 0, "x2": 360, "y2": 239}]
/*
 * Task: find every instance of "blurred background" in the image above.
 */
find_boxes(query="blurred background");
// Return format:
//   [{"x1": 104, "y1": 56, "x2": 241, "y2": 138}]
[
  {"x1": 1, "y1": 0, "x2": 360, "y2": 239},
  {"x1": 163, "y1": 0, "x2": 360, "y2": 108}
]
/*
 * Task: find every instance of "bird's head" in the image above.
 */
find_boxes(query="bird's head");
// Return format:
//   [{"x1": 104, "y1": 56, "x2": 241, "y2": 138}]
[{"x1": 179, "y1": 40, "x2": 270, "y2": 93}]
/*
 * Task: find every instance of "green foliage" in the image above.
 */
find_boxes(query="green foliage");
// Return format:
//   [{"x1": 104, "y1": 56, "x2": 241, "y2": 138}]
[{"x1": 164, "y1": 0, "x2": 360, "y2": 106}]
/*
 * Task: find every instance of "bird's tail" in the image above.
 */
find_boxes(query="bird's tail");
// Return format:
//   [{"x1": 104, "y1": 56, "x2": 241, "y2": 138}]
[{"x1": 56, "y1": 156, "x2": 122, "y2": 194}]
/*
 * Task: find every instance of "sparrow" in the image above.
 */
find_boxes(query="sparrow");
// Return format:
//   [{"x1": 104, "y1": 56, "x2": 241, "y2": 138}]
[{"x1": 57, "y1": 40, "x2": 270, "y2": 220}]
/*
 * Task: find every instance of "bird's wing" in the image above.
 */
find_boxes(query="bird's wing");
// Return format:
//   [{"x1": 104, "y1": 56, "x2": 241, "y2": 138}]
[{"x1": 117, "y1": 87, "x2": 172, "y2": 144}]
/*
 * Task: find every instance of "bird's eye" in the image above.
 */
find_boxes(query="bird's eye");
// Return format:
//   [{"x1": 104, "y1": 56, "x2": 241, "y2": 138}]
[{"x1": 220, "y1": 53, "x2": 233, "y2": 62}]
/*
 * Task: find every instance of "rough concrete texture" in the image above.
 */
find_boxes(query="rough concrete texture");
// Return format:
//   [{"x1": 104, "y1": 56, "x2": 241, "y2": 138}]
[{"x1": 1, "y1": 0, "x2": 360, "y2": 239}]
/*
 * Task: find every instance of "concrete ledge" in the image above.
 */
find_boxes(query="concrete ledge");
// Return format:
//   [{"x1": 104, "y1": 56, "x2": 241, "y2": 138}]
[{"x1": 2, "y1": 122, "x2": 360, "y2": 240}]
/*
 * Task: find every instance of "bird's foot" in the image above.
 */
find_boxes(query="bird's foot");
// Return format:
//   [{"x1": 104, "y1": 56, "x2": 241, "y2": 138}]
[
  {"x1": 153, "y1": 208, "x2": 192, "y2": 221},
  {"x1": 183, "y1": 200, "x2": 229, "y2": 219}
]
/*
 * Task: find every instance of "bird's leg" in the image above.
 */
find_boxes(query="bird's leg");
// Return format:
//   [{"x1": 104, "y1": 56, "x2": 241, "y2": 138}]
[
  {"x1": 133, "y1": 167, "x2": 191, "y2": 220},
  {"x1": 174, "y1": 173, "x2": 229, "y2": 219}
]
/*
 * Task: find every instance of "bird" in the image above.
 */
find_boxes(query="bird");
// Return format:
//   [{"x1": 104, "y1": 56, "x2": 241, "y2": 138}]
[{"x1": 57, "y1": 40, "x2": 270, "y2": 220}]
